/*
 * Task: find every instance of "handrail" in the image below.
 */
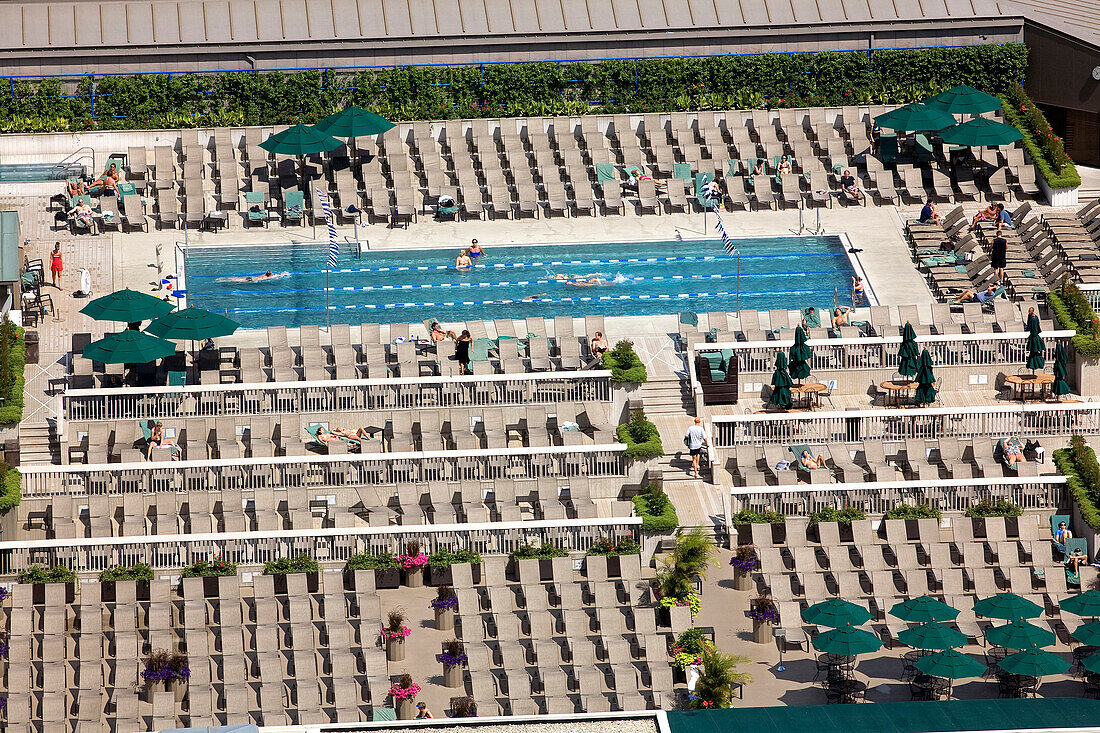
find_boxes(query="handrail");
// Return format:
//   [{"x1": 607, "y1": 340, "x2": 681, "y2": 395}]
[
  {"x1": 696, "y1": 330, "x2": 1073, "y2": 351},
  {"x1": 731, "y1": 475, "x2": 1066, "y2": 494},
  {"x1": 54, "y1": 145, "x2": 95, "y2": 174},
  {"x1": 711, "y1": 400, "x2": 1099, "y2": 424}
]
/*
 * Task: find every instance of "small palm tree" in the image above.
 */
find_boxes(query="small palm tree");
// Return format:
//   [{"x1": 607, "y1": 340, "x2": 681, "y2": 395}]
[
  {"x1": 658, "y1": 527, "x2": 718, "y2": 599},
  {"x1": 692, "y1": 648, "x2": 752, "y2": 709}
]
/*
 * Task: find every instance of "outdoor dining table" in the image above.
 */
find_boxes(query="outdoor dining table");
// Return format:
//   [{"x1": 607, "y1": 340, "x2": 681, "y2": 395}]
[
  {"x1": 819, "y1": 653, "x2": 857, "y2": 677},
  {"x1": 1005, "y1": 373, "x2": 1054, "y2": 403},
  {"x1": 791, "y1": 382, "x2": 828, "y2": 409},
  {"x1": 879, "y1": 380, "x2": 918, "y2": 407},
  {"x1": 998, "y1": 673, "x2": 1039, "y2": 698},
  {"x1": 825, "y1": 676, "x2": 867, "y2": 703}
]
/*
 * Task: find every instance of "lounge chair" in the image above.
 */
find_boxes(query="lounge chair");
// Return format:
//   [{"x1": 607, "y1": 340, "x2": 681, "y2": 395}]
[
  {"x1": 281, "y1": 190, "x2": 306, "y2": 226},
  {"x1": 244, "y1": 191, "x2": 270, "y2": 228},
  {"x1": 305, "y1": 423, "x2": 356, "y2": 453},
  {"x1": 789, "y1": 444, "x2": 834, "y2": 483}
]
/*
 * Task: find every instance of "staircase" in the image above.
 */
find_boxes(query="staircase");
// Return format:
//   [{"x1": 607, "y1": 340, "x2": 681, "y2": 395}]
[
  {"x1": 18, "y1": 423, "x2": 60, "y2": 465},
  {"x1": 636, "y1": 376, "x2": 712, "y2": 484}
]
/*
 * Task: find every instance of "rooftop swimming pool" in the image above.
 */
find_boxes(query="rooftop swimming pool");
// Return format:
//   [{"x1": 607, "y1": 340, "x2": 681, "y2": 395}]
[{"x1": 183, "y1": 235, "x2": 865, "y2": 328}]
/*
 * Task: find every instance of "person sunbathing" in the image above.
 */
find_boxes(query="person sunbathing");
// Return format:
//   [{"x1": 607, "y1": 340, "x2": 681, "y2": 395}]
[
  {"x1": 968, "y1": 203, "x2": 998, "y2": 231},
  {"x1": 1067, "y1": 546, "x2": 1089, "y2": 575},
  {"x1": 777, "y1": 156, "x2": 793, "y2": 176},
  {"x1": 429, "y1": 322, "x2": 448, "y2": 343},
  {"x1": 952, "y1": 284, "x2": 999, "y2": 305},
  {"x1": 801, "y1": 450, "x2": 828, "y2": 470},
  {"x1": 840, "y1": 169, "x2": 862, "y2": 202},
  {"x1": 332, "y1": 426, "x2": 367, "y2": 441},
  {"x1": 66, "y1": 178, "x2": 85, "y2": 198},
  {"x1": 68, "y1": 200, "x2": 94, "y2": 229},
  {"x1": 832, "y1": 306, "x2": 852, "y2": 329},
  {"x1": 1003, "y1": 437, "x2": 1027, "y2": 466},
  {"x1": 89, "y1": 163, "x2": 120, "y2": 194}
]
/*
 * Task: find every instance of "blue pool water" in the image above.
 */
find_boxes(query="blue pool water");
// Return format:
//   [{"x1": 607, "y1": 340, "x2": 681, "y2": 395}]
[{"x1": 184, "y1": 235, "x2": 859, "y2": 328}]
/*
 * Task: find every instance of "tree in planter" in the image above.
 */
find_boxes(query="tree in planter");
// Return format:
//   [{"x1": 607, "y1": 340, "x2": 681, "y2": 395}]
[
  {"x1": 689, "y1": 647, "x2": 753, "y2": 709},
  {"x1": 616, "y1": 410, "x2": 663, "y2": 460},
  {"x1": 656, "y1": 528, "x2": 717, "y2": 614}
]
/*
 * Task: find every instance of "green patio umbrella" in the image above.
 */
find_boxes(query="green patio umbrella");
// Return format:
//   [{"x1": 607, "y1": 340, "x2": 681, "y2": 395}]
[
  {"x1": 924, "y1": 85, "x2": 1003, "y2": 116},
  {"x1": 914, "y1": 649, "x2": 987, "y2": 680},
  {"x1": 897, "y1": 322, "x2": 920, "y2": 377},
  {"x1": 1054, "y1": 341, "x2": 1071, "y2": 397},
  {"x1": 1082, "y1": 652, "x2": 1100, "y2": 675},
  {"x1": 314, "y1": 106, "x2": 395, "y2": 138},
  {"x1": 80, "y1": 288, "x2": 175, "y2": 323},
  {"x1": 1072, "y1": 621, "x2": 1100, "y2": 647},
  {"x1": 938, "y1": 118, "x2": 1023, "y2": 147},
  {"x1": 788, "y1": 326, "x2": 812, "y2": 383},
  {"x1": 259, "y1": 124, "x2": 343, "y2": 156},
  {"x1": 812, "y1": 625, "x2": 883, "y2": 656},
  {"x1": 985, "y1": 619, "x2": 1055, "y2": 649},
  {"x1": 801, "y1": 598, "x2": 872, "y2": 629},
  {"x1": 997, "y1": 647, "x2": 1069, "y2": 677},
  {"x1": 898, "y1": 621, "x2": 968, "y2": 650},
  {"x1": 769, "y1": 351, "x2": 793, "y2": 410},
  {"x1": 914, "y1": 348, "x2": 937, "y2": 405},
  {"x1": 145, "y1": 307, "x2": 240, "y2": 341},
  {"x1": 874, "y1": 103, "x2": 956, "y2": 132},
  {"x1": 973, "y1": 592, "x2": 1043, "y2": 621},
  {"x1": 82, "y1": 330, "x2": 178, "y2": 364},
  {"x1": 890, "y1": 596, "x2": 960, "y2": 623},
  {"x1": 1061, "y1": 590, "x2": 1100, "y2": 619},
  {"x1": 1025, "y1": 315, "x2": 1045, "y2": 372}
]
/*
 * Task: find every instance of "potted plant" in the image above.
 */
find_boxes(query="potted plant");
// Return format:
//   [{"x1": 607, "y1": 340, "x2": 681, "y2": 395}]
[
  {"x1": 142, "y1": 648, "x2": 190, "y2": 702},
  {"x1": 450, "y1": 695, "x2": 477, "y2": 718},
  {"x1": 437, "y1": 639, "x2": 468, "y2": 688},
  {"x1": 669, "y1": 628, "x2": 714, "y2": 685},
  {"x1": 748, "y1": 593, "x2": 780, "y2": 644},
  {"x1": 398, "y1": 541, "x2": 429, "y2": 588},
  {"x1": 428, "y1": 547, "x2": 456, "y2": 586},
  {"x1": 390, "y1": 673, "x2": 421, "y2": 720},
  {"x1": 262, "y1": 554, "x2": 320, "y2": 593},
  {"x1": 381, "y1": 608, "x2": 411, "y2": 662},
  {"x1": 181, "y1": 557, "x2": 237, "y2": 598},
  {"x1": 430, "y1": 585, "x2": 458, "y2": 631},
  {"x1": 345, "y1": 552, "x2": 401, "y2": 588},
  {"x1": 17, "y1": 565, "x2": 76, "y2": 605},
  {"x1": 729, "y1": 545, "x2": 758, "y2": 591}
]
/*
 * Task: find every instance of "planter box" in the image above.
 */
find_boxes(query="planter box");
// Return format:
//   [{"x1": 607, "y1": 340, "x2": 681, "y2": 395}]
[
  {"x1": 435, "y1": 606, "x2": 454, "y2": 631},
  {"x1": 1039, "y1": 177, "x2": 1079, "y2": 208},
  {"x1": 752, "y1": 619, "x2": 773, "y2": 644},
  {"x1": 732, "y1": 568, "x2": 754, "y2": 591},
  {"x1": 386, "y1": 636, "x2": 406, "y2": 662},
  {"x1": 396, "y1": 697, "x2": 416, "y2": 720},
  {"x1": 375, "y1": 568, "x2": 401, "y2": 589},
  {"x1": 403, "y1": 567, "x2": 424, "y2": 588},
  {"x1": 1074, "y1": 353, "x2": 1100, "y2": 396},
  {"x1": 429, "y1": 566, "x2": 453, "y2": 586},
  {"x1": 443, "y1": 663, "x2": 463, "y2": 688}
]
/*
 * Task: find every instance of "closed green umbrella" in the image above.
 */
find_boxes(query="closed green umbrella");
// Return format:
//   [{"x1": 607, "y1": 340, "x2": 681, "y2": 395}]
[
  {"x1": 914, "y1": 649, "x2": 987, "y2": 680},
  {"x1": 80, "y1": 288, "x2": 175, "y2": 323},
  {"x1": 998, "y1": 647, "x2": 1069, "y2": 677},
  {"x1": 1062, "y1": 590, "x2": 1100, "y2": 619},
  {"x1": 1072, "y1": 621, "x2": 1100, "y2": 647},
  {"x1": 259, "y1": 124, "x2": 343, "y2": 156},
  {"x1": 146, "y1": 307, "x2": 240, "y2": 341},
  {"x1": 939, "y1": 118, "x2": 1023, "y2": 147},
  {"x1": 801, "y1": 598, "x2": 872, "y2": 629},
  {"x1": 314, "y1": 107, "x2": 395, "y2": 138},
  {"x1": 1082, "y1": 652, "x2": 1100, "y2": 675},
  {"x1": 812, "y1": 625, "x2": 883, "y2": 655},
  {"x1": 82, "y1": 330, "x2": 178, "y2": 364},
  {"x1": 897, "y1": 322, "x2": 920, "y2": 377},
  {"x1": 924, "y1": 85, "x2": 1003, "y2": 115},
  {"x1": 914, "y1": 348, "x2": 937, "y2": 405},
  {"x1": 1025, "y1": 316, "x2": 1045, "y2": 372},
  {"x1": 769, "y1": 351, "x2": 793, "y2": 410},
  {"x1": 875, "y1": 103, "x2": 956, "y2": 132},
  {"x1": 1054, "y1": 342, "x2": 1071, "y2": 397},
  {"x1": 985, "y1": 619, "x2": 1055, "y2": 649},
  {"x1": 899, "y1": 621, "x2": 967, "y2": 650},
  {"x1": 973, "y1": 592, "x2": 1043, "y2": 620},
  {"x1": 788, "y1": 326, "x2": 812, "y2": 383},
  {"x1": 890, "y1": 596, "x2": 960, "y2": 623}
]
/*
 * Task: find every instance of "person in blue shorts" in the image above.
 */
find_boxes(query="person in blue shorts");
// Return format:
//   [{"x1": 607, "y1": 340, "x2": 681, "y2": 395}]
[{"x1": 952, "y1": 283, "x2": 999, "y2": 305}]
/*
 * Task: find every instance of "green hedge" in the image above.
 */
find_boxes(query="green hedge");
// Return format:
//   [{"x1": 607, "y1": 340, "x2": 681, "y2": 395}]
[
  {"x1": 1002, "y1": 84, "x2": 1081, "y2": 190},
  {"x1": 884, "y1": 504, "x2": 942, "y2": 520},
  {"x1": 809, "y1": 506, "x2": 867, "y2": 524},
  {"x1": 1054, "y1": 437, "x2": 1100, "y2": 531},
  {"x1": 0, "y1": 463, "x2": 20, "y2": 513},
  {"x1": 1047, "y1": 285, "x2": 1100, "y2": 359},
  {"x1": 616, "y1": 409, "x2": 663, "y2": 460},
  {"x1": 729, "y1": 509, "x2": 786, "y2": 524},
  {"x1": 603, "y1": 341, "x2": 648, "y2": 384},
  {"x1": 263, "y1": 554, "x2": 319, "y2": 575},
  {"x1": 0, "y1": 319, "x2": 26, "y2": 426},
  {"x1": 98, "y1": 563, "x2": 154, "y2": 582},
  {"x1": 0, "y1": 45, "x2": 1027, "y2": 132},
  {"x1": 964, "y1": 499, "x2": 1023, "y2": 518},
  {"x1": 632, "y1": 484, "x2": 680, "y2": 533}
]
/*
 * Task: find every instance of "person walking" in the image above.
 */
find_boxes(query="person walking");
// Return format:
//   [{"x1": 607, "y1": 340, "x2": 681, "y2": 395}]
[
  {"x1": 49, "y1": 242, "x2": 63, "y2": 289},
  {"x1": 684, "y1": 417, "x2": 708, "y2": 478}
]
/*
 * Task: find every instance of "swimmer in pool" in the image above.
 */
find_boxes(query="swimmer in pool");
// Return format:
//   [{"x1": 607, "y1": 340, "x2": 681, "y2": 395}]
[
  {"x1": 469, "y1": 239, "x2": 485, "y2": 258},
  {"x1": 521, "y1": 294, "x2": 547, "y2": 302},
  {"x1": 456, "y1": 250, "x2": 473, "y2": 269},
  {"x1": 217, "y1": 271, "x2": 288, "y2": 284}
]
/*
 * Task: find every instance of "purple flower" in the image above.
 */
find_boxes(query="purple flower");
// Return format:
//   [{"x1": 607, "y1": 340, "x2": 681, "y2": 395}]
[
  {"x1": 436, "y1": 652, "x2": 468, "y2": 666},
  {"x1": 429, "y1": 595, "x2": 459, "y2": 611},
  {"x1": 0, "y1": 641, "x2": 8, "y2": 658},
  {"x1": 730, "y1": 556, "x2": 759, "y2": 572}
]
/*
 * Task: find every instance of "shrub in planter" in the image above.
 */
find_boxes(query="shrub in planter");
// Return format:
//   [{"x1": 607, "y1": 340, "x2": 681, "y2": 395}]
[
  {"x1": 1053, "y1": 436, "x2": 1100, "y2": 531},
  {"x1": 399, "y1": 541, "x2": 429, "y2": 587},
  {"x1": 263, "y1": 554, "x2": 319, "y2": 575},
  {"x1": 390, "y1": 672, "x2": 421, "y2": 719},
  {"x1": 656, "y1": 528, "x2": 717, "y2": 615},
  {"x1": 98, "y1": 563, "x2": 154, "y2": 582},
  {"x1": 1047, "y1": 285, "x2": 1100, "y2": 359},
  {"x1": 659, "y1": 590, "x2": 701, "y2": 616},
  {"x1": 729, "y1": 508, "x2": 786, "y2": 524},
  {"x1": 586, "y1": 536, "x2": 642, "y2": 556},
  {"x1": 510, "y1": 543, "x2": 569, "y2": 560},
  {"x1": 142, "y1": 648, "x2": 190, "y2": 684},
  {"x1": 345, "y1": 551, "x2": 402, "y2": 587},
  {"x1": 632, "y1": 483, "x2": 679, "y2": 533},
  {"x1": 17, "y1": 565, "x2": 76, "y2": 584},
  {"x1": 180, "y1": 558, "x2": 237, "y2": 578},
  {"x1": 451, "y1": 695, "x2": 478, "y2": 718},
  {"x1": 730, "y1": 544, "x2": 759, "y2": 589},
  {"x1": 0, "y1": 318, "x2": 27, "y2": 427},
  {"x1": 809, "y1": 506, "x2": 867, "y2": 525},
  {"x1": 437, "y1": 638, "x2": 468, "y2": 687},
  {"x1": 616, "y1": 409, "x2": 663, "y2": 460},
  {"x1": 0, "y1": 463, "x2": 21, "y2": 514},
  {"x1": 1001, "y1": 84, "x2": 1081, "y2": 190},
  {"x1": 602, "y1": 340, "x2": 647, "y2": 383},
  {"x1": 430, "y1": 585, "x2": 459, "y2": 612},
  {"x1": 964, "y1": 499, "x2": 1023, "y2": 518},
  {"x1": 670, "y1": 628, "x2": 715, "y2": 670},
  {"x1": 382, "y1": 608, "x2": 411, "y2": 662},
  {"x1": 884, "y1": 504, "x2": 942, "y2": 520},
  {"x1": 427, "y1": 547, "x2": 481, "y2": 584}
]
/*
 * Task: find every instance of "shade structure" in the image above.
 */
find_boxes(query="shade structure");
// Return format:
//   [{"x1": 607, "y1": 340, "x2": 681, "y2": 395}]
[
  {"x1": 1054, "y1": 341, "x2": 1071, "y2": 396},
  {"x1": 1025, "y1": 316, "x2": 1046, "y2": 371},
  {"x1": 985, "y1": 619, "x2": 1055, "y2": 649},
  {"x1": 812, "y1": 624, "x2": 883, "y2": 655},
  {"x1": 1083, "y1": 652, "x2": 1100, "y2": 675},
  {"x1": 973, "y1": 592, "x2": 1044, "y2": 620},
  {"x1": 914, "y1": 348, "x2": 937, "y2": 405},
  {"x1": 259, "y1": 124, "x2": 343, "y2": 156},
  {"x1": 939, "y1": 118, "x2": 1023, "y2": 147},
  {"x1": 82, "y1": 330, "x2": 178, "y2": 364},
  {"x1": 1061, "y1": 590, "x2": 1100, "y2": 619},
  {"x1": 897, "y1": 322, "x2": 920, "y2": 377},
  {"x1": 890, "y1": 595, "x2": 960, "y2": 623},
  {"x1": 788, "y1": 326, "x2": 812, "y2": 382},
  {"x1": 914, "y1": 649, "x2": 987, "y2": 679},
  {"x1": 800, "y1": 598, "x2": 872, "y2": 629},
  {"x1": 874, "y1": 103, "x2": 956, "y2": 132},
  {"x1": 898, "y1": 621, "x2": 968, "y2": 651},
  {"x1": 80, "y1": 288, "x2": 175, "y2": 323},
  {"x1": 1072, "y1": 621, "x2": 1100, "y2": 647},
  {"x1": 769, "y1": 351, "x2": 793, "y2": 409},
  {"x1": 997, "y1": 647, "x2": 1069, "y2": 677},
  {"x1": 146, "y1": 307, "x2": 240, "y2": 341},
  {"x1": 313, "y1": 107, "x2": 395, "y2": 138},
  {"x1": 924, "y1": 85, "x2": 1003, "y2": 116}
]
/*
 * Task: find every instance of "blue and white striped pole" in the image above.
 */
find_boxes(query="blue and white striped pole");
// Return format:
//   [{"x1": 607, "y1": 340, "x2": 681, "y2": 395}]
[
  {"x1": 315, "y1": 188, "x2": 338, "y2": 330},
  {"x1": 713, "y1": 207, "x2": 741, "y2": 311}
]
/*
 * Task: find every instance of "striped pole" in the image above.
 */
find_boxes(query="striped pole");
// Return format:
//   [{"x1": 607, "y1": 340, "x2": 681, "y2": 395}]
[{"x1": 315, "y1": 188, "x2": 338, "y2": 330}]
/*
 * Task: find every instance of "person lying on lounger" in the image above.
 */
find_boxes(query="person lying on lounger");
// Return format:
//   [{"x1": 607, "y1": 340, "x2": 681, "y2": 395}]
[
  {"x1": 952, "y1": 284, "x2": 999, "y2": 305},
  {"x1": 1067, "y1": 546, "x2": 1089, "y2": 575},
  {"x1": 832, "y1": 306, "x2": 852, "y2": 329},
  {"x1": 801, "y1": 450, "x2": 828, "y2": 470},
  {"x1": 88, "y1": 163, "x2": 120, "y2": 194},
  {"x1": 1003, "y1": 436, "x2": 1027, "y2": 466},
  {"x1": 968, "y1": 203, "x2": 998, "y2": 232}
]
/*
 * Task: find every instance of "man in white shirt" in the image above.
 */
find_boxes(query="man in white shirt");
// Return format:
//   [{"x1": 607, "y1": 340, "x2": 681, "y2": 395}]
[{"x1": 685, "y1": 417, "x2": 708, "y2": 478}]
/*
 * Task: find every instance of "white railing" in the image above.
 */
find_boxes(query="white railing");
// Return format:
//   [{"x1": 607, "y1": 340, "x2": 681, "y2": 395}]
[
  {"x1": 1078, "y1": 283, "x2": 1100, "y2": 311},
  {"x1": 712, "y1": 401, "x2": 1100, "y2": 446},
  {"x1": 63, "y1": 371, "x2": 613, "y2": 423},
  {"x1": 729, "y1": 476, "x2": 1066, "y2": 516},
  {"x1": 19, "y1": 444, "x2": 627, "y2": 497},
  {"x1": 0, "y1": 517, "x2": 642, "y2": 575}
]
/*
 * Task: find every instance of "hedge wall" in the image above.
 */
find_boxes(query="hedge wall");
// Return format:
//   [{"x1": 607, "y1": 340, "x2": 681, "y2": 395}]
[
  {"x1": 0, "y1": 44, "x2": 1028, "y2": 132},
  {"x1": 0, "y1": 463, "x2": 20, "y2": 513},
  {"x1": 1053, "y1": 439, "x2": 1100, "y2": 531},
  {"x1": 1002, "y1": 84, "x2": 1081, "y2": 190},
  {"x1": 0, "y1": 319, "x2": 25, "y2": 426},
  {"x1": 1047, "y1": 284, "x2": 1100, "y2": 359}
]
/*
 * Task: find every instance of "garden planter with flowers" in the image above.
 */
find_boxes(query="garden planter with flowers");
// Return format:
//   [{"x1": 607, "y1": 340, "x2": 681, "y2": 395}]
[
  {"x1": 437, "y1": 639, "x2": 468, "y2": 688},
  {"x1": 749, "y1": 594, "x2": 780, "y2": 644},
  {"x1": 381, "y1": 609, "x2": 411, "y2": 662},
  {"x1": 430, "y1": 585, "x2": 458, "y2": 631},
  {"x1": 669, "y1": 628, "x2": 714, "y2": 685},
  {"x1": 399, "y1": 542, "x2": 428, "y2": 587},
  {"x1": 142, "y1": 649, "x2": 190, "y2": 702},
  {"x1": 730, "y1": 545, "x2": 758, "y2": 591},
  {"x1": 390, "y1": 674, "x2": 421, "y2": 719}
]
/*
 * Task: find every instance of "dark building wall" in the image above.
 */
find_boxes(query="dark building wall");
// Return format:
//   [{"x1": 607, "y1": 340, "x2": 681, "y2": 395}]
[{"x1": 1023, "y1": 23, "x2": 1100, "y2": 166}]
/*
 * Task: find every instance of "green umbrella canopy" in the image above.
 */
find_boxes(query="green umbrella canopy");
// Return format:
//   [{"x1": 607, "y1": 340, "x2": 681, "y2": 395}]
[
  {"x1": 939, "y1": 118, "x2": 1023, "y2": 147},
  {"x1": 914, "y1": 648, "x2": 987, "y2": 680},
  {"x1": 1062, "y1": 590, "x2": 1100, "y2": 619},
  {"x1": 788, "y1": 326, "x2": 813, "y2": 381},
  {"x1": 259, "y1": 124, "x2": 344, "y2": 155},
  {"x1": 897, "y1": 322, "x2": 920, "y2": 377},
  {"x1": 145, "y1": 307, "x2": 240, "y2": 341},
  {"x1": 998, "y1": 647, "x2": 1069, "y2": 677},
  {"x1": 1072, "y1": 620, "x2": 1100, "y2": 647},
  {"x1": 1054, "y1": 342, "x2": 1071, "y2": 396},
  {"x1": 973, "y1": 592, "x2": 1044, "y2": 621},
  {"x1": 914, "y1": 348, "x2": 937, "y2": 405},
  {"x1": 925, "y1": 85, "x2": 1003, "y2": 115},
  {"x1": 875, "y1": 103, "x2": 957, "y2": 132},
  {"x1": 314, "y1": 107, "x2": 395, "y2": 138},
  {"x1": 769, "y1": 351, "x2": 793, "y2": 409},
  {"x1": 1025, "y1": 316, "x2": 1046, "y2": 371},
  {"x1": 801, "y1": 598, "x2": 872, "y2": 629},
  {"x1": 1083, "y1": 652, "x2": 1100, "y2": 675},
  {"x1": 898, "y1": 621, "x2": 968, "y2": 651},
  {"x1": 985, "y1": 619, "x2": 1056, "y2": 649},
  {"x1": 812, "y1": 625, "x2": 883, "y2": 655},
  {"x1": 890, "y1": 595, "x2": 960, "y2": 623},
  {"x1": 82, "y1": 330, "x2": 178, "y2": 364},
  {"x1": 80, "y1": 288, "x2": 176, "y2": 323}
]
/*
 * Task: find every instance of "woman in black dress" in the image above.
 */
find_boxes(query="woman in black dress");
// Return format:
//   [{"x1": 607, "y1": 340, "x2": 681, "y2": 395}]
[{"x1": 452, "y1": 329, "x2": 473, "y2": 374}]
